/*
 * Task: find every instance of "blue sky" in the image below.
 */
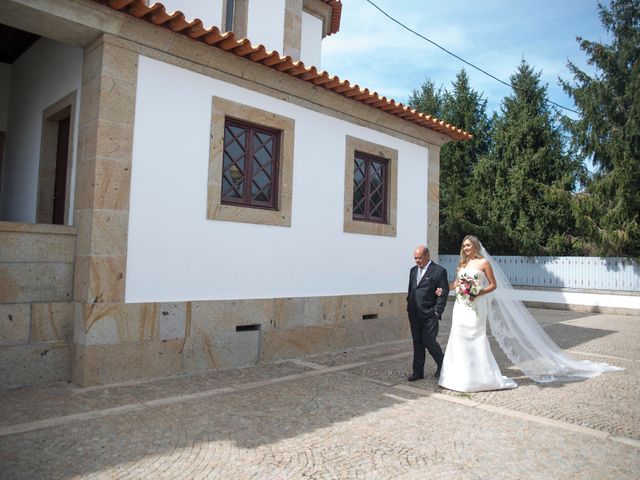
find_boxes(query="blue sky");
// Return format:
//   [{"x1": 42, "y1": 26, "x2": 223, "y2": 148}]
[{"x1": 321, "y1": 0, "x2": 610, "y2": 118}]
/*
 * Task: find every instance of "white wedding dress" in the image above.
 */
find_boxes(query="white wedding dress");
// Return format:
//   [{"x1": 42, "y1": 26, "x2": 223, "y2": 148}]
[
  {"x1": 438, "y1": 245, "x2": 623, "y2": 391},
  {"x1": 438, "y1": 268, "x2": 518, "y2": 392}
]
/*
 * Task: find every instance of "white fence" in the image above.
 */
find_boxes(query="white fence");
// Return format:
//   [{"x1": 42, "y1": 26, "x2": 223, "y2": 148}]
[{"x1": 440, "y1": 255, "x2": 639, "y2": 293}]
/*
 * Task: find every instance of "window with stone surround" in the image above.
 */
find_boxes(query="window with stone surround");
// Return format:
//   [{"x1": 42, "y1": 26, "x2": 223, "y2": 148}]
[
  {"x1": 343, "y1": 136, "x2": 398, "y2": 237},
  {"x1": 208, "y1": 97, "x2": 294, "y2": 227}
]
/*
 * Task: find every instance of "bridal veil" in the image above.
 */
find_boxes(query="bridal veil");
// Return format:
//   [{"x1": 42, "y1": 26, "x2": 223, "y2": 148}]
[{"x1": 480, "y1": 244, "x2": 623, "y2": 382}]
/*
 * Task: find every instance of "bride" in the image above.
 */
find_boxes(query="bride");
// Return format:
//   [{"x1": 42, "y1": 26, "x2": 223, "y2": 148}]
[{"x1": 437, "y1": 235, "x2": 622, "y2": 393}]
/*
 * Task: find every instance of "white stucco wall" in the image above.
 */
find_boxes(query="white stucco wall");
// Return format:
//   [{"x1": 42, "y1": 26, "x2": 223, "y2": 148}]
[
  {"x1": 301, "y1": 11, "x2": 322, "y2": 67},
  {"x1": 0, "y1": 63, "x2": 10, "y2": 131},
  {"x1": 0, "y1": 39, "x2": 82, "y2": 223},
  {"x1": 247, "y1": 0, "x2": 286, "y2": 52},
  {"x1": 127, "y1": 56, "x2": 433, "y2": 303},
  {"x1": 158, "y1": 0, "x2": 223, "y2": 29}
]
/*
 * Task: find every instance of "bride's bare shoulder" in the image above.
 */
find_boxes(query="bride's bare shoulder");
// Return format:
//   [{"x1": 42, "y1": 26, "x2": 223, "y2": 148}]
[{"x1": 479, "y1": 258, "x2": 496, "y2": 276}]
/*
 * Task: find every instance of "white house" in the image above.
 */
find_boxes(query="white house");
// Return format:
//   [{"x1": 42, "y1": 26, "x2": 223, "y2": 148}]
[{"x1": 0, "y1": 0, "x2": 470, "y2": 387}]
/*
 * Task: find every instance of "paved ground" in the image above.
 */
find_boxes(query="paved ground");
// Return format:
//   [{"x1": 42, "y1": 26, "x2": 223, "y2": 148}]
[{"x1": 0, "y1": 308, "x2": 638, "y2": 479}]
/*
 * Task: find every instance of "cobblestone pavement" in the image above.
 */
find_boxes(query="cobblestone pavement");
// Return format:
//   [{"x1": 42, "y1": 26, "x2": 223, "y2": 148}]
[{"x1": 0, "y1": 308, "x2": 638, "y2": 479}]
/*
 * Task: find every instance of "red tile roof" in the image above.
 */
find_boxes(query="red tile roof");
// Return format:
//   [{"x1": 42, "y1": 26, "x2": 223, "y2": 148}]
[
  {"x1": 93, "y1": 0, "x2": 471, "y2": 141},
  {"x1": 321, "y1": 0, "x2": 342, "y2": 35}
]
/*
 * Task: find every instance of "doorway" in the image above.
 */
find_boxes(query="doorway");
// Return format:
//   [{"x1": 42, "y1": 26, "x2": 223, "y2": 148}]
[
  {"x1": 52, "y1": 114, "x2": 70, "y2": 224},
  {"x1": 37, "y1": 92, "x2": 76, "y2": 225}
]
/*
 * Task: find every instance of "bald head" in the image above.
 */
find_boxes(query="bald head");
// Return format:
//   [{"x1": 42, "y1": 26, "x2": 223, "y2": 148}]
[{"x1": 413, "y1": 245, "x2": 430, "y2": 268}]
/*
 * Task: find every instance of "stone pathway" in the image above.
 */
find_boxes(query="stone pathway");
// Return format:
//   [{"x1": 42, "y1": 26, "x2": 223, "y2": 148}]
[{"x1": 0, "y1": 308, "x2": 638, "y2": 479}]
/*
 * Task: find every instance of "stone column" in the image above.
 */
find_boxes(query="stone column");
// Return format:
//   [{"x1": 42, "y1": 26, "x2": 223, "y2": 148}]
[
  {"x1": 426, "y1": 146, "x2": 441, "y2": 262},
  {"x1": 71, "y1": 34, "x2": 141, "y2": 384},
  {"x1": 74, "y1": 35, "x2": 136, "y2": 305},
  {"x1": 283, "y1": 0, "x2": 303, "y2": 61}
]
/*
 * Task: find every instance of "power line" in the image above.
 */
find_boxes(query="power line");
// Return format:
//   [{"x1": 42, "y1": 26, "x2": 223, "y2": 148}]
[{"x1": 364, "y1": 0, "x2": 579, "y2": 115}]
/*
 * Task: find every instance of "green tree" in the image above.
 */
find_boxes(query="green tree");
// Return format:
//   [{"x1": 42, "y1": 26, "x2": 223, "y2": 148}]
[
  {"x1": 438, "y1": 70, "x2": 492, "y2": 252},
  {"x1": 473, "y1": 61, "x2": 580, "y2": 255},
  {"x1": 408, "y1": 78, "x2": 444, "y2": 119},
  {"x1": 561, "y1": 0, "x2": 640, "y2": 256},
  {"x1": 409, "y1": 71, "x2": 491, "y2": 252}
]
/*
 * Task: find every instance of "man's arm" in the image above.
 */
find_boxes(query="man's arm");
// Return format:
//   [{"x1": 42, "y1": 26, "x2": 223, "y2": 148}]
[{"x1": 434, "y1": 268, "x2": 450, "y2": 317}]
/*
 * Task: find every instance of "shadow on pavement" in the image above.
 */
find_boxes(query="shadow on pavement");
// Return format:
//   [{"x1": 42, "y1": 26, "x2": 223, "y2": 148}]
[{"x1": 0, "y1": 310, "x2": 632, "y2": 479}]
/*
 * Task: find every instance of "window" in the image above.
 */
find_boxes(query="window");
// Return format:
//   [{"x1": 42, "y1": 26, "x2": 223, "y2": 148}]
[
  {"x1": 343, "y1": 136, "x2": 398, "y2": 237},
  {"x1": 224, "y1": 0, "x2": 235, "y2": 31},
  {"x1": 352, "y1": 152, "x2": 387, "y2": 223},
  {"x1": 222, "y1": 119, "x2": 280, "y2": 210},
  {"x1": 222, "y1": 0, "x2": 248, "y2": 36},
  {"x1": 208, "y1": 97, "x2": 295, "y2": 227}
]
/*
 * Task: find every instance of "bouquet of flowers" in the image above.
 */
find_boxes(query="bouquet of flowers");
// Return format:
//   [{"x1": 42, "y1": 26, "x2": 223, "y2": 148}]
[{"x1": 456, "y1": 271, "x2": 481, "y2": 308}]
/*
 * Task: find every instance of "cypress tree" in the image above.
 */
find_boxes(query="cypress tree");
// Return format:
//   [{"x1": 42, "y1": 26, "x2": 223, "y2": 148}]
[
  {"x1": 408, "y1": 78, "x2": 444, "y2": 119},
  {"x1": 473, "y1": 61, "x2": 580, "y2": 255},
  {"x1": 409, "y1": 71, "x2": 491, "y2": 252},
  {"x1": 561, "y1": 0, "x2": 640, "y2": 257},
  {"x1": 439, "y1": 70, "x2": 492, "y2": 252}
]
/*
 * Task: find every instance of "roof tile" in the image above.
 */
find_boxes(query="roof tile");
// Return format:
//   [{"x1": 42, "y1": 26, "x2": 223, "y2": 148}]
[
  {"x1": 322, "y1": 0, "x2": 342, "y2": 35},
  {"x1": 92, "y1": 0, "x2": 471, "y2": 141}
]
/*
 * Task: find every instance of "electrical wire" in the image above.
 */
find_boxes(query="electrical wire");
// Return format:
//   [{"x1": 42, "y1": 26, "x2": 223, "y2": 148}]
[{"x1": 364, "y1": 0, "x2": 580, "y2": 115}]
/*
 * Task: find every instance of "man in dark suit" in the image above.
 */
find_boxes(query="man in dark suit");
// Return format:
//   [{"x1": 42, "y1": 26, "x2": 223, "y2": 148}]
[{"x1": 406, "y1": 245, "x2": 449, "y2": 381}]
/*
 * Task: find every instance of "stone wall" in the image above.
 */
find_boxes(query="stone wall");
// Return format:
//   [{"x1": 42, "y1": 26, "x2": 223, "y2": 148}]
[
  {"x1": 0, "y1": 221, "x2": 76, "y2": 387},
  {"x1": 72, "y1": 292, "x2": 411, "y2": 385},
  {"x1": 0, "y1": 219, "x2": 411, "y2": 387}
]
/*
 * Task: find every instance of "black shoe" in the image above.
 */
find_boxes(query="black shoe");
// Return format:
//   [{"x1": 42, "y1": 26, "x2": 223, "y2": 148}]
[
  {"x1": 407, "y1": 374, "x2": 424, "y2": 382},
  {"x1": 434, "y1": 367, "x2": 442, "y2": 378}
]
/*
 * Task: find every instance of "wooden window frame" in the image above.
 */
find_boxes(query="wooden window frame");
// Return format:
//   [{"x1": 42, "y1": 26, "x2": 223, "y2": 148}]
[
  {"x1": 343, "y1": 136, "x2": 398, "y2": 237},
  {"x1": 352, "y1": 151, "x2": 388, "y2": 223},
  {"x1": 208, "y1": 97, "x2": 295, "y2": 227},
  {"x1": 221, "y1": 118, "x2": 281, "y2": 210}
]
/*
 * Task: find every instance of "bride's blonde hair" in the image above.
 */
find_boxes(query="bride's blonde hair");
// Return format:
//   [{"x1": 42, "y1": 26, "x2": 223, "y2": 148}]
[{"x1": 458, "y1": 235, "x2": 483, "y2": 268}]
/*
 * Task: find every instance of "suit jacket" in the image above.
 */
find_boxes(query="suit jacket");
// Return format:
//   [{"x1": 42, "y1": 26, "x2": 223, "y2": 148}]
[{"x1": 407, "y1": 261, "x2": 450, "y2": 320}]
